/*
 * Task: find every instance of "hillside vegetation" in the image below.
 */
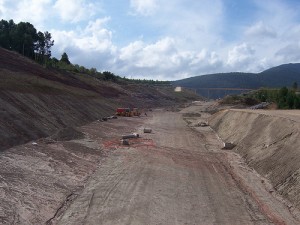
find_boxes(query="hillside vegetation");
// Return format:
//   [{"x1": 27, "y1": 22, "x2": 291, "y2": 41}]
[{"x1": 173, "y1": 64, "x2": 300, "y2": 99}]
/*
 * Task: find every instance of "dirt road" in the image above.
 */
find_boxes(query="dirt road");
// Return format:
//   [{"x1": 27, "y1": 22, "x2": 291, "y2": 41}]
[{"x1": 55, "y1": 103, "x2": 299, "y2": 225}]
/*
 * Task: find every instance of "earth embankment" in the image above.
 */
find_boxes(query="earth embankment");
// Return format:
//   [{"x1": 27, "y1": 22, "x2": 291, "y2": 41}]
[
  {"x1": 209, "y1": 109, "x2": 300, "y2": 209},
  {"x1": 0, "y1": 47, "x2": 199, "y2": 151},
  {"x1": 0, "y1": 91, "x2": 115, "y2": 151}
]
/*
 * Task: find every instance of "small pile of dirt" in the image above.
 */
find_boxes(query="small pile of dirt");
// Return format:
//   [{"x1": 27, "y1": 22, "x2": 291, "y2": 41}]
[{"x1": 51, "y1": 127, "x2": 85, "y2": 141}]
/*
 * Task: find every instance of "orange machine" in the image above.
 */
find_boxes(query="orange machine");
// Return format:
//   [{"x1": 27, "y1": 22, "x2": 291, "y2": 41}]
[{"x1": 115, "y1": 108, "x2": 141, "y2": 117}]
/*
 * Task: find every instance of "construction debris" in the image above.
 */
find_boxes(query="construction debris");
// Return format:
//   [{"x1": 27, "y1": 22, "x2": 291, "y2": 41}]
[
  {"x1": 121, "y1": 139, "x2": 130, "y2": 145},
  {"x1": 122, "y1": 133, "x2": 139, "y2": 139},
  {"x1": 196, "y1": 122, "x2": 209, "y2": 127},
  {"x1": 222, "y1": 142, "x2": 236, "y2": 150},
  {"x1": 143, "y1": 128, "x2": 152, "y2": 133},
  {"x1": 249, "y1": 102, "x2": 270, "y2": 109}
]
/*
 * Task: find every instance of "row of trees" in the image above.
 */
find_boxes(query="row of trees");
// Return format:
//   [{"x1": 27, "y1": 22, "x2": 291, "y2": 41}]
[
  {"x1": 252, "y1": 84, "x2": 300, "y2": 109},
  {"x1": 46, "y1": 52, "x2": 170, "y2": 84},
  {"x1": 0, "y1": 19, "x2": 170, "y2": 85},
  {"x1": 0, "y1": 19, "x2": 54, "y2": 63}
]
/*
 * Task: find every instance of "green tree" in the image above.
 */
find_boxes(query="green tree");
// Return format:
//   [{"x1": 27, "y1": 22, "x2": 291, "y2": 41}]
[
  {"x1": 103, "y1": 71, "x2": 117, "y2": 81},
  {"x1": 286, "y1": 91, "x2": 295, "y2": 109},
  {"x1": 60, "y1": 52, "x2": 71, "y2": 64},
  {"x1": 44, "y1": 31, "x2": 54, "y2": 57},
  {"x1": 89, "y1": 67, "x2": 97, "y2": 75},
  {"x1": 293, "y1": 82, "x2": 298, "y2": 91},
  {"x1": 10, "y1": 22, "x2": 38, "y2": 58},
  {"x1": 0, "y1": 19, "x2": 13, "y2": 49},
  {"x1": 35, "y1": 31, "x2": 54, "y2": 63},
  {"x1": 293, "y1": 96, "x2": 300, "y2": 109},
  {"x1": 0, "y1": 19, "x2": 54, "y2": 62}
]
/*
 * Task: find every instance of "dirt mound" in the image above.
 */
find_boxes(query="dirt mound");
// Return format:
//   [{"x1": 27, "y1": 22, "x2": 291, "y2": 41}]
[
  {"x1": 209, "y1": 109, "x2": 300, "y2": 209},
  {"x1": 51, "y1": 127, "x2": 85, "y2": 141}
]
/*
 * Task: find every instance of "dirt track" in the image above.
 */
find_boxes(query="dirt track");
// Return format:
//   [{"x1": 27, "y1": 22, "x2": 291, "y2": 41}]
[{"x1": 53, "y1": 103, "x2": 299, "y2": 225}]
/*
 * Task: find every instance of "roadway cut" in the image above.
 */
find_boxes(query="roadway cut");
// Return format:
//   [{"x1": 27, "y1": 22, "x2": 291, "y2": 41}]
[
  {"x1": 210, "y1": 108, "x2": 300, "y2": 213},
  {"x1": 53, "y1": 102, "x2": 299, "y2": 225}
]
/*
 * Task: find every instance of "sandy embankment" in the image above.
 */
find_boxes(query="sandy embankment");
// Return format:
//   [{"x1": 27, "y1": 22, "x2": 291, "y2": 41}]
[{"x1": 209, "y1": 109, "x2": 300, "y2": 209}]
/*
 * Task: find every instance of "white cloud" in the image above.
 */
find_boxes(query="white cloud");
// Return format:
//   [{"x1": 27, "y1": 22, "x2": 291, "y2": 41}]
[
  {"x1": 0, "y1": 1, "x2": 5, "y2": 17},
  {"x1": 0, "y1": 0, "x2": 52, "y2": 29},
  {"x1": 119, "y1": 41, "x2": 144, "y2": 61},
  {"x1": 116, "y1": 38, "x2": 226, "y2": 80},
  {"x1": 2, "y1": 0, "x2": 300, "y2": 80},
  {"x1": 189, "y1": 50, "x2": 207, "y2": 65},
  {"x1": 148, "y1": 0, "x2": 224, "y2": 50},
  {"x1": 53, "y1": 0, "x2": 99, "y2": 23},
  {"x1": 275, "y1": 43, "x2": 300, "y2": 62},
  {"x1": 245, "y1": 21, "x2": 277, "y2": 38},
  {"x1": 118, "y1": 37, "x2": 178, "y2": 72},
  {"x1": 227, "y1": 43, "x2": 255, "y2": 69},
  {"x1": 130, "y1": 0, "x2": 158, "y2": 16},
  {"x1": 51, "y1": 18, "x2": 116, "y2": 69}
]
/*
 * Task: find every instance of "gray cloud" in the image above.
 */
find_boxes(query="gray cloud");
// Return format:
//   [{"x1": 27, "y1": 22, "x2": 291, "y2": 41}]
[
  {"x1": 275, "y1": 44, "x2": 300, "y2": 62},
  {"x1": 245, "y1": 21, "x2": 277, "y2": 38}
]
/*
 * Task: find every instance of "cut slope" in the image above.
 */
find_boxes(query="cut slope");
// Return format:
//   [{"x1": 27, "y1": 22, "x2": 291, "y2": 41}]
[
  {"x1": 0, "y1": 48, "x2": 199, "y2": 151},
  {"x1": 209, "y1": 109, "x2": 300, "y2": 209}
]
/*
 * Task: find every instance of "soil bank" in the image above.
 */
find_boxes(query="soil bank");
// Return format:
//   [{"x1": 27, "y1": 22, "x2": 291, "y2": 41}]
[{"x1": 209, "y1": 109, "x2": 300, "y2": 210}]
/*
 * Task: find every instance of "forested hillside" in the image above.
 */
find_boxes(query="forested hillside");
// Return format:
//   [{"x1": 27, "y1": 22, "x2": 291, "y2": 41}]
[{"x1": 173, "y1": 64, "x2": 300, "y2": 99}]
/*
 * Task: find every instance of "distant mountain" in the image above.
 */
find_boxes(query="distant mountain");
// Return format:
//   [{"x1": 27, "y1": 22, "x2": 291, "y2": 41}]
[{"x1": 173, "y1": 63, "x2": 300, "y2": 99}]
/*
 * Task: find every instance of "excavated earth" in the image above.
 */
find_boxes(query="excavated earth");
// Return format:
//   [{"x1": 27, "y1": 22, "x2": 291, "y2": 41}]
[
  {"x1": 0, "y1": 47, "x2": 199, "y2": 224},
  {"x1": 50, "y1": 103, "x2": 300, "y2": 225},
  {"x1": 2, "y1": 101, "x2": 300, "y2": 224},
  {"x1": 2, "y1": 47, "x2": 300, "y2": 224},
  {"x1": 209, "y1": 109, "x2": 300, "y2": 212},
  {"x1": 0, "y1": 47, "x2": 198, "y2": 151}
]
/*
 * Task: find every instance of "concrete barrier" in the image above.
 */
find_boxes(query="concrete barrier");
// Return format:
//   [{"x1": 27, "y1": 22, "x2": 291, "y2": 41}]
[{"x1": 143, "y1": 128, "x2": 152, "y2": 133}]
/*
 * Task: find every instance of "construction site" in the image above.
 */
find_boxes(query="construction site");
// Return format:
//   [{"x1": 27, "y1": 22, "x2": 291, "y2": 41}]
[{"x1": 1, "y1": 47, "x2": 300, "y2": 224}]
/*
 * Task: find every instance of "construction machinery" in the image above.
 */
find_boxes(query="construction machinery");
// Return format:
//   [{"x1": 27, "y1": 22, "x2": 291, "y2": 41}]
[
  {"x1": 132, "y1": 108, "x2": 141, "y2": 116},
  {"x1": 115, "y1": 108, "x2": 141, "y2": 117}
]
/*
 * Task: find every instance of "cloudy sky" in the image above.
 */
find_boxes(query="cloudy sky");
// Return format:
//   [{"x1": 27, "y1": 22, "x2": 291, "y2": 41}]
[{"x1": 1, "y1": 0, "x2": 300, "y2": 80}]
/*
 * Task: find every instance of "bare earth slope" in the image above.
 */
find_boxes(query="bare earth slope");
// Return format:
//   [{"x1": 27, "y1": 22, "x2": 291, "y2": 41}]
[
  {"x1": 53, "y1": 103, "x2": 299, "y2": 225},
  {"x1": 209, "y1": 109, "x2": 300, "y2": 212},
  {"x1": 0, "y1": 48, "x2": 198, "y2": 151}
]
